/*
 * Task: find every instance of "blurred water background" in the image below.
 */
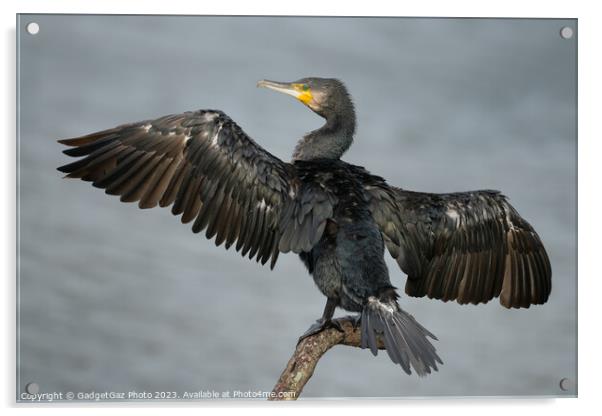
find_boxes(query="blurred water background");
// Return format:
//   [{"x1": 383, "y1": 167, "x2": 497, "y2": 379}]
[{"x1": 17, "y1": 15, "x2": 576, "y2": 399}]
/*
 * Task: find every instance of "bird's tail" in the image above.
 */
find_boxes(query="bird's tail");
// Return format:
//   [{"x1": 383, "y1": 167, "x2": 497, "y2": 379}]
[{"x1": 360, "y1": 288, "x2": 443, "y2": 376}]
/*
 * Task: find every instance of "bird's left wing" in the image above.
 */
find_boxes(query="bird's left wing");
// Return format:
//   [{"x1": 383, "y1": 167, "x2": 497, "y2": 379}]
[
  {"x1": 58, "y1": 110, "x2": 335, "y2": 269},
  {"x1": 362, "y1": 174, "x2": 551, "y2": 309}
]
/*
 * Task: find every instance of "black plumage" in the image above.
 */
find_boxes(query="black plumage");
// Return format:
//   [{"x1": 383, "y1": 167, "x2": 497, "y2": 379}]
[{"x1": 58, "y1": 77, "x2": 551, "y2": 376}]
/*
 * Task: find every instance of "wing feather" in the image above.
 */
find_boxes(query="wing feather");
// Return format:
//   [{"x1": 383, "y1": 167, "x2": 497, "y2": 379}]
[
  {"x1": 361, "y1": 172, "x2": 552, "y2": 309},
  {"x1": 58, "y1": 110, "x2": 334, "y2": 269}
]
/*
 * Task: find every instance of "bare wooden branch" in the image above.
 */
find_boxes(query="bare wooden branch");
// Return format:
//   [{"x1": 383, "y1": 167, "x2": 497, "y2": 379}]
[{"x1": 269, "y1": 316, "x2": 385, "y2": 400}]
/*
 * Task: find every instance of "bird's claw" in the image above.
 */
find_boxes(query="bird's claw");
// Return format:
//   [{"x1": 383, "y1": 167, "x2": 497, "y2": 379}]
[
  {"x1": 297, "y1": 318, "x2": 344, "y2": 345},
  {"x1": 329, "y1": 319, "x2": 345, "y2": 333},
  {"x1": 347, "y1": 314, "x2": 361, "y2": 329}
]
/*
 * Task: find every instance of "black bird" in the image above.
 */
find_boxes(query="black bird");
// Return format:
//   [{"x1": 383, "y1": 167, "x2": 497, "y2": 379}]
[{"x1": 58, "y1": 77, "x2": 552, "y2": 376}]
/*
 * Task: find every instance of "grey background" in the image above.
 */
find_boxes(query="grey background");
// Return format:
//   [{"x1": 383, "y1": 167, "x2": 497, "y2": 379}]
[{"x1": 17, "y1": 15, "x2": 577, "y2": 399}]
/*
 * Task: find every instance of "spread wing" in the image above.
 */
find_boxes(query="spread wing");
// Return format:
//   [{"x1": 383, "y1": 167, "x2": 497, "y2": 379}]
[
  {"x1": 365, "y1": 176, "x2": 552, "y2": 309},
  {"x1": 58, "y1": 110, "x2": 335, "y2": 268}
]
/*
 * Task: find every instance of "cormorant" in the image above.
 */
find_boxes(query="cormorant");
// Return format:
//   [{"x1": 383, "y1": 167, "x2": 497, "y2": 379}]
[{"x1": 57, "y1": 77, "x2": 552, "y2": 376}]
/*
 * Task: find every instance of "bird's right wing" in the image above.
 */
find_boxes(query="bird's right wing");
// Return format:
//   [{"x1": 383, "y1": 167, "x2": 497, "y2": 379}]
[
  {"x1": 363, "y1": 175, "x2": 551, "y2": 309},
  {"x1": 58, "y1": 110, "x2": 335, "y2": 269}
]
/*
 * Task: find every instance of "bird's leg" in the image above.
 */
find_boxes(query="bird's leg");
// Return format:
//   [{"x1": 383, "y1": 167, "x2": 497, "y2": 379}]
[{"x1": 297, "y1": 298, "x2": 344, "y2": 344}]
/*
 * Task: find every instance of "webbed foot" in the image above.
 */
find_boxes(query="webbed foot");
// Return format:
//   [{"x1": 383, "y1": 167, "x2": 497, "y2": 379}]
[{"x1": 297, "y1": 318, "x2": 344, "y2": 345}]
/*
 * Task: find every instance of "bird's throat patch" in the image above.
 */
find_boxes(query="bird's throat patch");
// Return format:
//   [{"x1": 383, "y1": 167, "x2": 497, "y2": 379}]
[{"x1": 297, "y1": 91, "x2": 313, "y2": 105}]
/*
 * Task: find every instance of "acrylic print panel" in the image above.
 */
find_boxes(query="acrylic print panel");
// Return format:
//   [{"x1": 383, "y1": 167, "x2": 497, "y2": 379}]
[{"x1": 17, "y1": 15, "x2": 577, "y2": 401}]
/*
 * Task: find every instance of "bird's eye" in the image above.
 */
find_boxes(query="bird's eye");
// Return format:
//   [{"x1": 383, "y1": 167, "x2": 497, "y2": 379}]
[{"x1": 302, "y1": 84, "x2": 309, "y2": 91}]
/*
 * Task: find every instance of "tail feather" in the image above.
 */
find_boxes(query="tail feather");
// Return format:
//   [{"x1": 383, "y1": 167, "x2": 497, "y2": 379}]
[{"x1": 360, "y1": 296, "x2": 443, "y2": 376}]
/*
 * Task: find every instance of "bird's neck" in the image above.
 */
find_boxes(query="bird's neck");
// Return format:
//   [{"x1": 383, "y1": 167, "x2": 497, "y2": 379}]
[{"x1": 292, "y1": 111, "x2": 355, "y2": 161}]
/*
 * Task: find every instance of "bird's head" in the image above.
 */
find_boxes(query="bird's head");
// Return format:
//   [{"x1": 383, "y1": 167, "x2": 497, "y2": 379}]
[{"x1": 257, "y1": 77, "x2": 353, "y2": 121}]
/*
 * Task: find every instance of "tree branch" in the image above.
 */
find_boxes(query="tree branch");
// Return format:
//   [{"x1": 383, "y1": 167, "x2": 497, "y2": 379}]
[{"x1": 269, "y1": 317, "x2": 385, "y2": 400}]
